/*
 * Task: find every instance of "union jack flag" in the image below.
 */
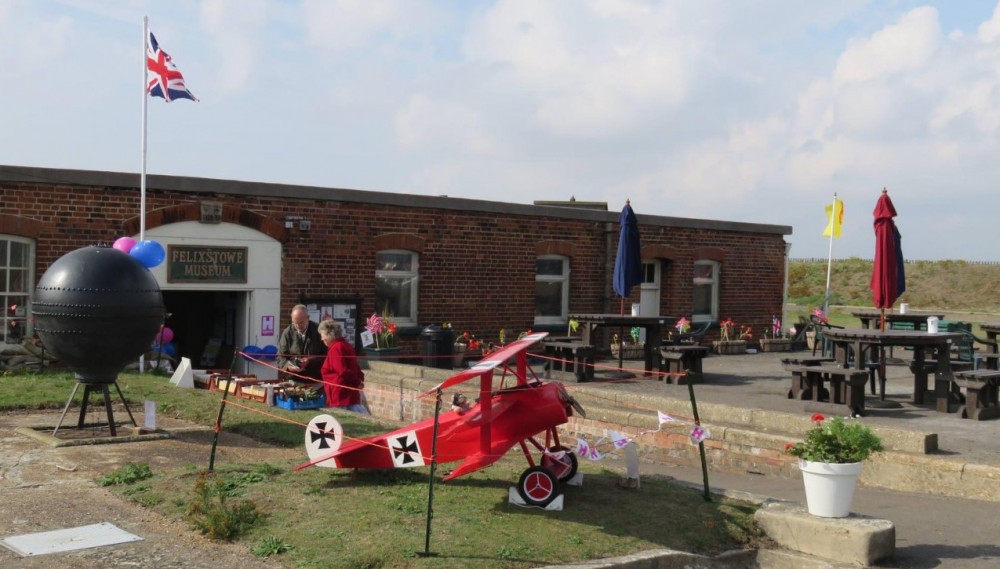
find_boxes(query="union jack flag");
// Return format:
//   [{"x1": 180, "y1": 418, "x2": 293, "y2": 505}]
[{"x1": 146, "y1": 30, "x2": 197, "y2": 102}]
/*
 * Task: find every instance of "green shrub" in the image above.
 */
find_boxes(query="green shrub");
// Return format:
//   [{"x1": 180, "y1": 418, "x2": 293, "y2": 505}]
[
  {"x1": 98, "y1": 462, "x2": 153, "y2": 486},
  {"x1": 186, "y1": 472, "x2": 263, "y2": 541}
]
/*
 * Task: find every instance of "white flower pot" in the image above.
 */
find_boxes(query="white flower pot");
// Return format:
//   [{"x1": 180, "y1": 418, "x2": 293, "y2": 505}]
[{"x1": 799, "y1": 459, "x2": 862, "y2": 518}]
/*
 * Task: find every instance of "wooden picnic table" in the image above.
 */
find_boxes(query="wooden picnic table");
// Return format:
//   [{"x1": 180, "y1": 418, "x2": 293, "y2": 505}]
[
  {"x1": 569, "y1": 313, "x2": 677, "y2": 377},
  {"x1": 850, "y1": 309, "x2": 945, "y2": 330},
  {"x1": 822, "y1": 328, "x2": 963, "y2": 412}
]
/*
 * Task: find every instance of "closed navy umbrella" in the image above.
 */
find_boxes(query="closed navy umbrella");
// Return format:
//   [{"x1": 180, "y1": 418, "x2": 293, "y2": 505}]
[
  {"x1": 613, "y1": 200, "x2": 642, "y2": 305},
  {"x1": 612, "y1": 200, "x2": 642, "y2": 369}
]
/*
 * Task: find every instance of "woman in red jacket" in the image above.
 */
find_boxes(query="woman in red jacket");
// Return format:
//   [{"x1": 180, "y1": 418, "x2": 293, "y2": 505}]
[{"x1": 318, "y1": 320, "x2": 369, "y2": 414}]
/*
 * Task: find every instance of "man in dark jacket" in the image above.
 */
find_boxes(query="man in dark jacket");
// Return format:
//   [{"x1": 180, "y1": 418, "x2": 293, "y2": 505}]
[{"x1": 276, "y1": 304, "x2": 325, "y2": 383}]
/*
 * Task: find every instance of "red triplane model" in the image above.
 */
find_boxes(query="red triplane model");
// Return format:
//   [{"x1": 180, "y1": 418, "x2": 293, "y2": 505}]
[{"x1": 295, "y1": 331, "x2": 586, "y2": 507}]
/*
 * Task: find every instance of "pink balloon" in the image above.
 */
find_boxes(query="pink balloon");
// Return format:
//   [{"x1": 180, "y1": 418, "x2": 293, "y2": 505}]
[
  {"x1": 156, "y1": 327, "x2": 174, "y2": 344},
  {"x1": 113, "y1": 237, "x2": 137, "y2": 253}
]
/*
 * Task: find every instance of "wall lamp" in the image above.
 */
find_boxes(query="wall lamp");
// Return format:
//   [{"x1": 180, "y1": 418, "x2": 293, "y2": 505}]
[{"x1": 284, "y1": 216, "x2": 310, "y2": 231}]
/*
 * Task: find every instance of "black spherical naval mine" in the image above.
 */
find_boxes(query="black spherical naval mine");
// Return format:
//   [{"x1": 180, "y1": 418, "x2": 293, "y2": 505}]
[{"x1": 32, "y1": 246, "x2": 164, "y2": 384}]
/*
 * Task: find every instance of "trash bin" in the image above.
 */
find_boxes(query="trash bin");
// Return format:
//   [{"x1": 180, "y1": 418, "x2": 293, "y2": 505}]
[{"x1": 421, "y1": 324, "x2": 454, "y2": 369}]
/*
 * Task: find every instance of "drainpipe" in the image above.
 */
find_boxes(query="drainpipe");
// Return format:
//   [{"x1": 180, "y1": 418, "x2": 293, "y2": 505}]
[
  {"x1": 783, "y1": 241, "x2": 791, "y2": 336},
  {"x1": 604, "y1": 222, "x2": 614, "y2": 314}
]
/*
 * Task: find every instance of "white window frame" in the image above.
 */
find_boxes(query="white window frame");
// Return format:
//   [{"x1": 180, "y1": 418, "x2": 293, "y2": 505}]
[
  {"x1": 535, "y1": 254, "x2": 569, "y2": 326},
  {"x1": 375, "y1": 249, "x2": 419, "y2": 327},
  {"x1": 692, "y1": 259, "x2": 720, "y2": 324},
  {"x1": 1, "y1": 235, "x2": 34, "y2": 344}
]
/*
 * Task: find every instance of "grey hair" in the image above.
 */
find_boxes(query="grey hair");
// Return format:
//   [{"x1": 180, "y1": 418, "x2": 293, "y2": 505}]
[
  {"x1": 291, "y1": 304, "x2": 308, "y2": 315},
  {"x1": 317, "y1": 319, "x2": 344, "y2": 340}
]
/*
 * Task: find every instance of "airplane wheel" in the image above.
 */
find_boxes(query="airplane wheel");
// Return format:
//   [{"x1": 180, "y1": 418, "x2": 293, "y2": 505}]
[
  {"x1": 542, "y1": 446, "x2": 578, "y2": 482},
  {"x1": 517, "y1": 466, "x2": 559, "y2": 508}
]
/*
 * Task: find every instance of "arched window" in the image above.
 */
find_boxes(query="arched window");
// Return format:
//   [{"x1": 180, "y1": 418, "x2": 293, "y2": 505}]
[
  {"x1": 1, "y1": 236, "x2": 33, "y2": 344},
  {"x1": 535, "y1": 255, "x2": 569, "y2": 326},
  {"x1": 375, "y1": 250, "x2": 419, "y2": 327},
  {"x1": 692, "y1": 259, "x2": 720, "y2": 324}
]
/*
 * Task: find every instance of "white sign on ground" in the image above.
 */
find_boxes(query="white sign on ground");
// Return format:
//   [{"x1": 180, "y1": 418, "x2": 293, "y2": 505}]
[
  {"x1": 169, "y1": 357, "x2": 194, "y2": 388},
  {"x1": 0, "y1": 522, "x2": 142, "y2": 556}
]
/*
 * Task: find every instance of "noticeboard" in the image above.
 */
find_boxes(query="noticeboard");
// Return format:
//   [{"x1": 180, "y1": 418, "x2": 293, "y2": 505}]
[{"x1": 302, "y1": 298, "x2": 362, "y2": 353}]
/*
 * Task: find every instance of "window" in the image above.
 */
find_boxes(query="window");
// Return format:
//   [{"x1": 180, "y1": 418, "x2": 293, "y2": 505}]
[
  {"x1": 1, "y1": 237, "x2": 33, "y2": 344},
  {"x1": 375, "y1": 250, "x2": 418, "y2": 327},
  {"x1": 692, "y1": 260, "x2": 719, "y2": 323},
  {"x1": 535, "y1": 255, "x2": 569, "y2": 326}
]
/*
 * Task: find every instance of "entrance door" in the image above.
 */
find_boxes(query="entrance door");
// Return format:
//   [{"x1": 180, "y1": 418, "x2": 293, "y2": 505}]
[
  {"x1": 162, "y1": 290, "x2": 246, "y2": 369},
  {"x1": 638, "y1": 261, "x2": 661, "y2": 343}
]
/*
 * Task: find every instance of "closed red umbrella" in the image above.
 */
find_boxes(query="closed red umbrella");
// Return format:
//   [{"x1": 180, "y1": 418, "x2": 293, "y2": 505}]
[
  {"x1": 870, "y1": 188, "x2": 906, "y2": 404},
  {"x1": 870, "y1": 188, "x2": 906, "y2": 324}
]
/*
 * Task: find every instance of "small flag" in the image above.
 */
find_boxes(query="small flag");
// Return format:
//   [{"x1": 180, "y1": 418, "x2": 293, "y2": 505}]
[
  {"x1": 587, "y1": 445, "x2": 603, "y2": 461},
  {"x1": 576, "y1": 438, "x2": 590, "y2": 457},
  {"x1": 657, "y1": 410, "x2": 674, "y2": 424},
  {"x1": 771, "y1": 315, "x2": 781, "y2": 337},
  {"x1": 823, "y1": 198, "x2": 844, "y2": 238},
  {"x1": 609, "y1": 430, "x2": 630, "y2": 450},
  {"x1": 146, "y1": 30, "x2": 198, "y2": 102},
  {"x1": 689, "y1": 424, "x2": 710, "y2": 445}
]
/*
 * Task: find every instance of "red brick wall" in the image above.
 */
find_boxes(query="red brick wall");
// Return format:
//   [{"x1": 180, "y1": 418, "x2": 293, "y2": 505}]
[{"x1": 0, "y1": 174, "x2": 787, "y2": 348}]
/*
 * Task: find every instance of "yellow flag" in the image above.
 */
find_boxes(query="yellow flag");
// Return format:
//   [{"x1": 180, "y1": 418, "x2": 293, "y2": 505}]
[{"x1": 823, "y1": 198, "x2": 844, "y2": 238}]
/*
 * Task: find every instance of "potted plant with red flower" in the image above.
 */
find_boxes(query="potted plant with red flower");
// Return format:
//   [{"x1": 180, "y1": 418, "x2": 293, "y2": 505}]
[{"x1": 784, "y1": 413, "x2": 883, "y2": 517}]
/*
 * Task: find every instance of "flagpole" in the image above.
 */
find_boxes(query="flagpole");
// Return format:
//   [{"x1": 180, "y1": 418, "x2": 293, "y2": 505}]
[
  {"x1": 823, "y1": 193, "x2": 837, "y2": 314},
  {"x1": 140, "y1": 16, "x2": 149, "y2": 243}
]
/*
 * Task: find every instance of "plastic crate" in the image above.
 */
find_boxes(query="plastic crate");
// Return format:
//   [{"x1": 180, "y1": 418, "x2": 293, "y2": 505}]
[{"x1": 274, "y1": 393, "x2": 326, "y2": 410}]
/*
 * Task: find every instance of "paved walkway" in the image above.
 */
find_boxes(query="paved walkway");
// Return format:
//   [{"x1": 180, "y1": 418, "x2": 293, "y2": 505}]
[
  {"x1": 583, "y1": 349, "x2": 1000, "y2": 464},
  {"x1": 581, "y1": 349, "x2": 1000, "y2": 568}
]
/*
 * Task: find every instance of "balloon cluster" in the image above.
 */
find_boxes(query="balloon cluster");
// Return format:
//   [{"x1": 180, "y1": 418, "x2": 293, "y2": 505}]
[
  {"x1": 152, "y1": 326, "x2": 176, "y2": 358},
  {"x1": 113, "y1": 236, "x2": 165, "y2": 269},
  {"x1": 242, "y1": 344, "x2": 278, "y2": 362}
]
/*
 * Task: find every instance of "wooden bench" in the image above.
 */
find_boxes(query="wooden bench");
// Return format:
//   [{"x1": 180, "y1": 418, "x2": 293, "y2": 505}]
[
  {"x1": 953, "y1": 370, "x2": 1000, "y2": 420},
  {"x1": 978, "y1": 352, "x2": 1000, "y2": 371},
  {"x1": 659, "y1": 345, "x2": 709, "y2": 384},
  {"x1": 785, "y1": 364, "x2": 869, "y2": 416},
  {"x1": 909, "y1": 360, "x2": 967, "y2": 412},
  {"x1": 780, "y1": 356, "x2": 834, "y2": 370},
  {"x1": 540, "y1": 339, "x2": 595, "y2": 382}
]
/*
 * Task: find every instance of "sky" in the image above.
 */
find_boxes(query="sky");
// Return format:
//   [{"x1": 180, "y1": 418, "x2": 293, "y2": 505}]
[{"x1": 3, "y1": 1, "x2": 1000, "y2": 261}]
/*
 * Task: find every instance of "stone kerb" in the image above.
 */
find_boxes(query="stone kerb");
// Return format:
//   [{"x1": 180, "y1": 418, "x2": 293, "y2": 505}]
[{"x1": 580, "y1": 386, "x2": 936, "y2": 455}]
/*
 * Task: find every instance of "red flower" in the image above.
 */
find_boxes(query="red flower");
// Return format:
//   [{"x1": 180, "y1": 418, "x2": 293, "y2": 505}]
[
  {"x1": 811, "y1": 413, "x2": 825, "y2": 424},
  {"x1": 784, "y1": 443, "x2": 794, "y2": 451}
]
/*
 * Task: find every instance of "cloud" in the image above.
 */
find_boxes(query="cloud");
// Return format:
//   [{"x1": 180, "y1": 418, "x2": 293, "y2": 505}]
[
  {"x1": 302, "y1": 0, "x2": 418, "y2": 54},
  {"x1": 395, "y1": 93, "x2": 497, "y2": 155},
  {"x1": 463, "y1": 0, "x2": 698, "y2": 137},
  {"x1": 199, "y1": 0, "x2": 268, "y2": 92},
  {"x1": 834, "y1": 6, "x2": 941, "y2": 85}
]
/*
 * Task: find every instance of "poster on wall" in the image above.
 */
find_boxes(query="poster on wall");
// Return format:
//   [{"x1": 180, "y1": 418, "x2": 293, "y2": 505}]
[
  {"x1": 303, "y1": 298, "x2": 361, "y2": 352},
  {"x1": 261, "y1": 315, "x2": 275, "y2": 337}
]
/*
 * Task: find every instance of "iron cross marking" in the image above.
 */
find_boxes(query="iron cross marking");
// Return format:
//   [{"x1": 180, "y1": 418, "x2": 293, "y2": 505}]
[
  {"x1": 390, "y1": 434, "x2": 420, "y2": 465},
  {"x1": 310, "y1": 421, "x2": 335, "y2": 449}
]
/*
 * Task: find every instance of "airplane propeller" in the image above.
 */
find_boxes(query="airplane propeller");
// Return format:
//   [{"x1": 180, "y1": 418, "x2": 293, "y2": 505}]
[{"x1": 557, "y1": 383, "x2": 586, "y2": 418}]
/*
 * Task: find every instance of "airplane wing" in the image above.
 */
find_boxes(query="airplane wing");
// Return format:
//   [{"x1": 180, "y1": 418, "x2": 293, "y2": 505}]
[{"x1": 424, "y1": 331, "x2": 549, "y2": 394}]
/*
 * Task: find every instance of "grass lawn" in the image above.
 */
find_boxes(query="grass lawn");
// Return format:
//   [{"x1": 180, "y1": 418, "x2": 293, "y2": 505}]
[{"x1": 0, "y1": 371, "x2": 769, "y2": 568}]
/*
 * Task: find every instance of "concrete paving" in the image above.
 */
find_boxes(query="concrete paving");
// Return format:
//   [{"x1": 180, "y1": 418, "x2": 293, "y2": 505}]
[{"x1": 576, "y1": 349, "x2": 1000, "y2": 568}]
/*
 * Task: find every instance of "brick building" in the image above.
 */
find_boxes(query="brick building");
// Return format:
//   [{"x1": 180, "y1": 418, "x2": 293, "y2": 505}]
[{"x1": 0, "y1": 165, "x2": 792, "y2": 373}]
